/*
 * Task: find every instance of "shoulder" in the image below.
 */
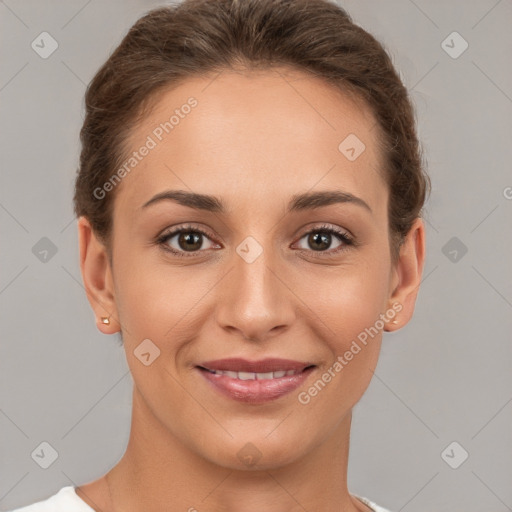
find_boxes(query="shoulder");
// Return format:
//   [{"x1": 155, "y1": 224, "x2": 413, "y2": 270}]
[
  {"x1": 353, "y1": 494, "x2": 394, "y2": 512},
  {"x1": 6, "y1": 486, "x2": 95, "y2": 512}
]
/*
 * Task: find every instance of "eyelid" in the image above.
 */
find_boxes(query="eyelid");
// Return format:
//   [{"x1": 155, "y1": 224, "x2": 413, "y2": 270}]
[
  {"x1": 158, "y1": 224, "x2": 217, "y2": 242},
  {"x1": 294, "y1": 222, "x2": 353, "y2": 242}
]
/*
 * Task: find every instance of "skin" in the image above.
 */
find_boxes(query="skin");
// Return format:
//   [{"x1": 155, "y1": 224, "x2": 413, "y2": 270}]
[{"x1": 76, "y1": 65, "x2": 425, "y2": 512}]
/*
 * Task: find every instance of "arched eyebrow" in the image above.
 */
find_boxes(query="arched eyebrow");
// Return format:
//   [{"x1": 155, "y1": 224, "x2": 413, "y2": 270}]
[
  {"x1": 289, "y1": 190, "x2": 372, "y2": 213},
  {"x1": 141, "y1": 189, "x2": 372, "y2": 214}
]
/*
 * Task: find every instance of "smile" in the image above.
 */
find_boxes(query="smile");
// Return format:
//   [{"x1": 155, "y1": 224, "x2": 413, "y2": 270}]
[{"x1": 196, "y1": 358, "x2": 316, "y2": 404}]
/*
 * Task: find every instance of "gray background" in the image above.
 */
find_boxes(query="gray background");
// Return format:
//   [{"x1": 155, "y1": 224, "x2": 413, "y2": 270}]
[{"x1": 1, "y1": 1, "x2": 511, "y2": 511}]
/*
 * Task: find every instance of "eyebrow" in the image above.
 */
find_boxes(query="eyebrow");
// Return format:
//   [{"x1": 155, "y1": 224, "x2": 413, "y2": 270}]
[{"x1": 141, "y1": 189, "x2": 372, "y2": 214}]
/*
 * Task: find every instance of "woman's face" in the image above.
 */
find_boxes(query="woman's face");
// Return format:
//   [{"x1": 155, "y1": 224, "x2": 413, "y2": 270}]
[{"x1": 81, "y1": 66, "x2": 424, "y2": 470}]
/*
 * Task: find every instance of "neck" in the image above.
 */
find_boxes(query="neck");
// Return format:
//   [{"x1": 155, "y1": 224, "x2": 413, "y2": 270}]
[{"x1": 105, "y1": 386, "x2": 366, "y2": 512}]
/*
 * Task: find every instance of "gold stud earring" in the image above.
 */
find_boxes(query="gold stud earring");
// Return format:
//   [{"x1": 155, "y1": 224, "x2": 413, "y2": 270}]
[{"x1": 101, "y1": 316, "x2": 110, "y2": 325}]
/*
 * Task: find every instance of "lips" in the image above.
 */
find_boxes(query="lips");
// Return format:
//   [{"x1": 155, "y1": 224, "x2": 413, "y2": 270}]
[{"x1": 196, "y1": 358, "x2": 316, "y2": 404}]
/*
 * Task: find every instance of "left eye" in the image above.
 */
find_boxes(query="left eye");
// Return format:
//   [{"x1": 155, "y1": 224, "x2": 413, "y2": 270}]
[{"x1": 295, "y1": 227, "x2": 352, "y2": 253}]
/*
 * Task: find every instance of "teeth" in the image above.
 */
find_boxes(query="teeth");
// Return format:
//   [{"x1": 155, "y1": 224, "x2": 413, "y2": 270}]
[{"x1": 209, "y1": 369, "x2": 299, "y2": 380}]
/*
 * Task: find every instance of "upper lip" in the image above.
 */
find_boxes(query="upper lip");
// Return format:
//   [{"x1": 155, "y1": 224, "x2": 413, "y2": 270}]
[{"x1": 198, "y1": 358, "x2": 315, "y2": 373}]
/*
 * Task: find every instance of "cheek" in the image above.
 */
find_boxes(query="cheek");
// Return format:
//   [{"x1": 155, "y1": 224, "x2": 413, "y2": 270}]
[
  {"x1": 112, "y1": 241, "x2": 176, "y2": 323},
  {"x1": 296, "y1": 268, "x2": 388, "y2": 416},
  {"x1": 303, "y1": 256, "x2": 390, "y2": 343},
  {"x1": 297, "y1": 255, "x2": 390, "y2": 400},
  {"x1": 113, "y1": 256, "x2": 217, "y2": 355}
]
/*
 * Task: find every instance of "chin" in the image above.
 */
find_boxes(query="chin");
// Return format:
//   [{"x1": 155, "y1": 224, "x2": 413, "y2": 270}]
[{"x1": 196, "y1": 430, "x2": 316, "y2": 472}]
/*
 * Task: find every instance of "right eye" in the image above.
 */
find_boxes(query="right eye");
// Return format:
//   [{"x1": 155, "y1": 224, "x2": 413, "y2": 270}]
[{"x1": 157, "y1": 224, "x2": 220, "y2": 257}]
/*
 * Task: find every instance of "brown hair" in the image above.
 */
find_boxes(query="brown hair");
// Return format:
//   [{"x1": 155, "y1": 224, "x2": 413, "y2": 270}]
[{"x1": 73, "y1": 0, "x2": 430, "y2": 263}]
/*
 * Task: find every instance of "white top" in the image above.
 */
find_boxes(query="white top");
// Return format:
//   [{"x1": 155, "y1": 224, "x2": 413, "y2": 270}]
[{"x1": 7, "y1": 486, "x2": 393, "y2": 512}]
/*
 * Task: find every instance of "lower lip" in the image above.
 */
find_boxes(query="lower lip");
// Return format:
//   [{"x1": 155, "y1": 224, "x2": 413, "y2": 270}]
[{"x1": 197, "y1": 367, "x2": 315, "y2": 404}]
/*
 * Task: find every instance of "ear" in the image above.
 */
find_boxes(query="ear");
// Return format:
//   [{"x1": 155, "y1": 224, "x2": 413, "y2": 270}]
[
  {"x1": 384, "y1": 217, "x2": 426, "y2": 332},
  {"x1": 77, "y1": 216, "x2": 120, "y2": 334}
]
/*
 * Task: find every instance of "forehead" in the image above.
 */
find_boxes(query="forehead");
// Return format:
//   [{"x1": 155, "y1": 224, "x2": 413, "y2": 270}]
[{"x1": 115, "y1": 66, "x2": 387, "y2": 218}]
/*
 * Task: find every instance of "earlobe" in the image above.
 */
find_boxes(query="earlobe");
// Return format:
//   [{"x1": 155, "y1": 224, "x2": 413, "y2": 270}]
[
  {"x1": 384, "y1": 218, "x2": 426, "y2": 332},
  {"x1": 77, "y1": 216, "x2": 120, "y2": 334}
]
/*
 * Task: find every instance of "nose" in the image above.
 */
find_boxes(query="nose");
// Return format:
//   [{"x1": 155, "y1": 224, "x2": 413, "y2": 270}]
[{"x1": 214, "y1": 243, "x2": 296, "y2": 343}]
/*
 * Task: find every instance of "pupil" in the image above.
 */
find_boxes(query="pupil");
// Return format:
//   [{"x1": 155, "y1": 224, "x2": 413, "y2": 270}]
[{"x1": 179, "y1": 232, "x2": 202, "y2": 251}]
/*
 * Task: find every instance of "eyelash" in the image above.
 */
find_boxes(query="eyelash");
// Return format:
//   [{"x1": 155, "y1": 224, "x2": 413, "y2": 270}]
[{"x1": 156, "y1": 223, "x2": 355, "y2": 259}]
